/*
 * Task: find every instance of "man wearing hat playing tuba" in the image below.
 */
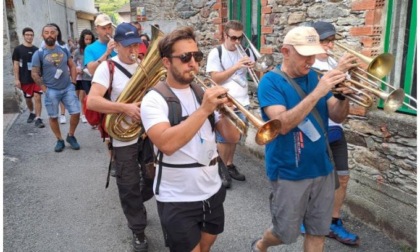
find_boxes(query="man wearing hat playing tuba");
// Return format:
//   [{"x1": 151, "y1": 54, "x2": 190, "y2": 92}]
[{"x1": 87, "y1": 23, "x2": 148, "y2": 252}]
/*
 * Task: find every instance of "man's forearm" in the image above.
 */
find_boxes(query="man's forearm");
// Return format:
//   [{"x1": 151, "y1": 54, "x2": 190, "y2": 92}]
[{"x1": 270, "y1": 92, "x2": 322, "y2": 135}]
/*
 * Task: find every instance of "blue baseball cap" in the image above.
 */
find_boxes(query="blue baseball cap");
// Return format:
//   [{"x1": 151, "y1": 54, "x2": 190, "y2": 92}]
[
  {"x1": 312, "y1": 21, "x2": 336, "y2": 40},
  {"x1": 114, "y1": 23, "x2": 142, "y2": 47}
]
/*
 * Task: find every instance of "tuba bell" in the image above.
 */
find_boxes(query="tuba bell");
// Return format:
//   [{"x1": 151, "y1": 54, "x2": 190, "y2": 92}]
[{"x1": 105, "y1": 26, "x2": 167, "y2": 141}]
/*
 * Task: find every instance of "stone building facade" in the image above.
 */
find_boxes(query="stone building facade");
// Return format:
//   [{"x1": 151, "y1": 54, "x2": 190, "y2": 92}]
[{"x1": 131, "y1": 0, "x2": 416, "y2": 248}]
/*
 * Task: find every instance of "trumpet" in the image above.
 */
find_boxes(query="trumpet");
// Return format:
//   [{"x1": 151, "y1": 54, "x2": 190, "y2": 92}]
[
  {"x1": 235, "y1": 34, "x2": 274, "y2": 86},
  {"x1": 311, "y1": 68, "x2": 404, "y2": 113},
  {"x1": 190, "y1": 72, "x2": 282, "y2": 145},
  {"x1": 236, "y1": 44, "x2": 261, "y2": 86}
]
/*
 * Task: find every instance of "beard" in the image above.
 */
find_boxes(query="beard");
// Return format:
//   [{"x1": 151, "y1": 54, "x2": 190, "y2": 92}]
[
  {"x1": 171, "y1": 67, "x2": 195, "y2": 85},
  {"x1": 44, "y1": 37, "x2": 56, "y2": 46}
]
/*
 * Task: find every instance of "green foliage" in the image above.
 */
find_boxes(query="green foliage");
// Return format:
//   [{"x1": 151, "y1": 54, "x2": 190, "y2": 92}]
[{"x1": 95, "y1": 0, "x2": 129, "y2": 24}]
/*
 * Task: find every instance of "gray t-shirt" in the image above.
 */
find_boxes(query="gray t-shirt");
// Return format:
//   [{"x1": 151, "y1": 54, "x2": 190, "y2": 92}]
[{"x1": 32, "y1": 46, "x2": 71, "y2": 90}]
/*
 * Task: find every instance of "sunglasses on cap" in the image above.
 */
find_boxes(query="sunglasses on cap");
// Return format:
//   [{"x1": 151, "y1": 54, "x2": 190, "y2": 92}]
[
  {"x1": 226, "y1": 33, "x2": 244, "y2": 41},
  {"x1": 169, "y1": 51, "x2": 204, "y2": 63}
]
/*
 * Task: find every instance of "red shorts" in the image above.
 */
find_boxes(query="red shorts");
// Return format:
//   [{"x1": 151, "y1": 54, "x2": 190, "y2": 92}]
[{"x1": 21, "y1": 83, "x2": 43, "y2": 98}]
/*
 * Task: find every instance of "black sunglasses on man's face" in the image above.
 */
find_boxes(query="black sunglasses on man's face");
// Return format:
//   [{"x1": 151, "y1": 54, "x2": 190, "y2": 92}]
[
  {"x1": 226, "y1": 33, "x2": 244, "y2": 41},
  {"x1": 169, "y1": 51, "x2": 204, "y2": 63}
]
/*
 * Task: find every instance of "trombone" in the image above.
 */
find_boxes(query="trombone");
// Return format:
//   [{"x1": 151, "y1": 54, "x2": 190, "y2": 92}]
[
  {"x1": 235, "y1": 34, "x2": 274, "y2": 86},
  {"x1": 190, "y1": 72, "x2": 282, "y2": 145},
  {"x1": 311, "y1": 67, "x2": 405, "y2": 113},
  {"x1": 330, "y1": 42, "x2": 417, "y2": 111}
]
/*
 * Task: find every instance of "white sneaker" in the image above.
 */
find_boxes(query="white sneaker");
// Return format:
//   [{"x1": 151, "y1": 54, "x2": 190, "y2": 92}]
[
  {"x1": 59, "y1": 115, "x2": 66, "y2": 124},
  {"x1": 81, "y1": 115, "x2": 87, "y2": 123}
]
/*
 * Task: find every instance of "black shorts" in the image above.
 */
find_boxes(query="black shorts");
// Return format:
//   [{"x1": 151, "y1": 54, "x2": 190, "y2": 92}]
[
  {"x1": 157, "y1": 186, "x2": 226, "y2": 252},
  {"x1": 75, "y1": 80, "x2": 83, "y2": 91},
  {"x1": 329, "y1": 134, "x2": 349, "y2": 175}
]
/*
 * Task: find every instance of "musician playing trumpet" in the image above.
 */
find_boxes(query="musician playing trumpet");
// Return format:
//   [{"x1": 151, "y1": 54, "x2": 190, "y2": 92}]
[
  {"x1": 141, "y1": 26, "x2": 240, "y2": 252},
  {"x1": 310, "y1": 21, "x2": 360, "y2": 246},
  {"x1": 206, "y1": 20, "x2": 255, "y2": 184},
  {"x1": 252, "y1": 26, "x2": 355, "y2": 252}
]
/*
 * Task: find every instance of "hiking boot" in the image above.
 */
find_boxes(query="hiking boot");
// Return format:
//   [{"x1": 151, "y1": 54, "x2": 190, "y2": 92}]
[
  {"x1": 132, "y1": 232, "x2": 148, "y2": 252},
  {"x1": 227, "y1": 164, "x2": 246, "y2": 181},
  {"x1": 328, "y1": 219, "x2": 360, "y2": 246},
  {"x1": 218, "y1": 159, "x2": 232, "y2": 188},
  {"x1": 59, "y1": 115, "x2": 66, "y2": 124},
  {"x1": 54, "y1": 140, "x2": 65, "y2": 152},
  {"x1": 35, "y1": 118, "x2": 45, "y2": 128},
  {"x1": 66, "y1": 134, "x2": 80, "y2": 150},
  {"x1": 27, "y1": 113, "x2": 36, "y2": 123},
  {"x1": 110, "y1": 160, "x2": 117, "y2": 177}
]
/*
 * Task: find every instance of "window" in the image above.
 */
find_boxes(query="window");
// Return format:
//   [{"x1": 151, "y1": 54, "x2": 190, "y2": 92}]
[
  {"x1": 384, "y1": 0, "x2": 417, "y2": 114},
  {"x1": 228, "y1": 0, "x2": 261, "y2": 48}
]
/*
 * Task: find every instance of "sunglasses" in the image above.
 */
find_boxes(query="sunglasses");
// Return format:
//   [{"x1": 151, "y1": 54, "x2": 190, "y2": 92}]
[
  {"x1": 169, "y1": 51, "x2": 204, "y2": 63},
  {"x1": 226, "y1": 33, "x2": 244, "y2": 41}
]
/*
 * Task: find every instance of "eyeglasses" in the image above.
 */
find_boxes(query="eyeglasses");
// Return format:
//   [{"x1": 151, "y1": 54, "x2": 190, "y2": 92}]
[
  {"x1": 226, "y1": 33, "x2": 244, "y2": 41},
  {"x1": 169, "y1": 51, "x2": 204, "y2": 63},
  {"x1": 320, "y1": 38, "x2": 335, "y2": 45}
]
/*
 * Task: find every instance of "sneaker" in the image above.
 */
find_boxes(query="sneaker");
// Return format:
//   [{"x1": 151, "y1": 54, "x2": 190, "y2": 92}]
[
  {"x1": 110, "y1": 160, "x2": 117, "y2": 177},
  {"x1": 132, "y1": 232, "x2": 148, "y2": 252},
  {"x1": 81, "y1": 115, "x2": 87, "y2": 123},
  {"x1": 227, "y1": 164, "x2": 246, "y2": 181},
  {"x1": 59, "y1": 115, "x2": 66, "y2": 124},
  {"x1": 27, "y1": 113, "x2": 36, "y2": 123},
  {"x1": 218, "y1": 159, "x2": 232, "y2": 188},
  {"x1": 66, "y1": 134, "x2": 80, "y2": 150},
  {"x1": 35, "y1": 118, "x2": 45, "y2": 128},
  {"x1": 54, "y1": 140, "x2": 65, "y2": 152},
  {"x1": 328, "y1": 219, "x2": 360, "y2": 246},
  {"x1": 300, "y1": 223, "x2": 306, "y2": 234}
]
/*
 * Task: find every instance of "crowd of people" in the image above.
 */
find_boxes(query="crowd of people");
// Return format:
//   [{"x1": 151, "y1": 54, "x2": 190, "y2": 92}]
[{"x1": 12, "y1": 13, "x2": 361, "y2": 252}]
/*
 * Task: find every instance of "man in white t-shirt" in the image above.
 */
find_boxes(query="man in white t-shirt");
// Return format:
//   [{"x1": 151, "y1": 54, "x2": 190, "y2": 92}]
[
  {"x1": 141, "y1": 26, "x2": 240, "y2": 252},
  {"x1": 206, "y1": 20, "x2": 255, "y2": 183},
  {"x1": 86, "y1": 23, "x2": 148, "y2": 252},
  {"x1": 310, "y1": 21, "x2": 360, "y2": 246}
]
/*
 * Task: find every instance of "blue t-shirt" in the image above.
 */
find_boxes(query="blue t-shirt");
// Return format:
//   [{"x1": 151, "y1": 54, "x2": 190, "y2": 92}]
[
  {"x1": 32, "y1": 46, "x2": 71, "y2": 90},
  {"x1": 83, "y1": 40, "x2": 117, "y2": 67},
  {"x1": 257, "y1": 65, "x2": 333, "y2": 181}
]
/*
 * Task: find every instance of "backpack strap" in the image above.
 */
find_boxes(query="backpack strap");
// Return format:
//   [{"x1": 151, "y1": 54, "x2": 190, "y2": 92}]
[
  {"x1": 105, "y1": 59, "x2": 116, "y2": 189},
  {"x1": 152, "y1": 81, "x2": 184, "y2": 126},
  {"x1": 216, "y1": 45, "x2": 226, "y2": 71},
  {"x1": 111, "y1": 60, "x2": 133, "y2": 79}
]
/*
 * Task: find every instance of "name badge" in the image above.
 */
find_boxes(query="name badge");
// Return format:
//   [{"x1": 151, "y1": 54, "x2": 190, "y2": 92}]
[{"x1": 298, "y1": 118, "x2": 321, "y2": 142}]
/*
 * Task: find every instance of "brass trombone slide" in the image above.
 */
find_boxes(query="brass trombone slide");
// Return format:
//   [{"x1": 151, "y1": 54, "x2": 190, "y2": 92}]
[
  {"x1": 328, "y1": 47, "x2": 416, "y2": 111},
  {"x1": 311, "y1": 68, "x2": 405, "y2": 113},
  {"x1": 235, "y1": 44, "x2": 261, "y2": 86},
  {"x1": 190, "y1": 72, "x2": 282, "y2": 145}
]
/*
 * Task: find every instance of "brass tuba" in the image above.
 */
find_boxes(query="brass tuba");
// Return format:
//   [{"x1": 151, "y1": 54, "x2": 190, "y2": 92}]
[{"x1": 105, "y1": 26, "x2": 167, "y2": 141}]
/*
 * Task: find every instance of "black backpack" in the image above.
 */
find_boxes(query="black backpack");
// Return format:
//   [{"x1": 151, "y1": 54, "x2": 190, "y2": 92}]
[{"x1": 138, "y1": 80, "x2": 215, "y2": 198}]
